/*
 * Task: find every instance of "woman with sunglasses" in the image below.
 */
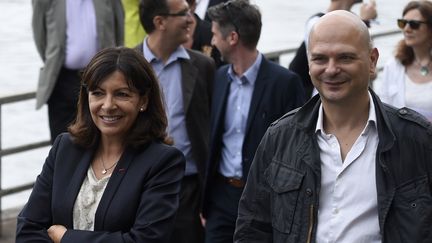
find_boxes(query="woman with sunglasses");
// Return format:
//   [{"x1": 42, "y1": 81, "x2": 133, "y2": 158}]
[{"x1": 374, "y1": 0, "x2": 432, "y2": 121}]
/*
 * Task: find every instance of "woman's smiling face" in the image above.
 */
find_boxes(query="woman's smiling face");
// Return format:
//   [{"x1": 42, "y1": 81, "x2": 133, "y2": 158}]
[{"x1": 89, "y1": 71, "x2": 146, "y2": 142}]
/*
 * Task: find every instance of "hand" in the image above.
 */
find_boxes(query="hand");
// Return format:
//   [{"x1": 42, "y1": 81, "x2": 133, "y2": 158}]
[
  {"x1": 47, "y1": 225, "x2": 67, "y2": 243},
  {"x1": 360, "y1": 0, "x2": 377, "y2": 21}
]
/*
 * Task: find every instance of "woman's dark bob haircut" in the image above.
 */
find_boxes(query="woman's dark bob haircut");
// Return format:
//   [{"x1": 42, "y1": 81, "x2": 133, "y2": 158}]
[{"x1": 69, "y1": 47, "x2": 170, "y2": 148}]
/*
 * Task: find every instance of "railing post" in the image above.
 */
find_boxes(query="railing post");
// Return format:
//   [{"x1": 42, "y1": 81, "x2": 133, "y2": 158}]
[{"x1": 0, "y1": 103, "x2": 3, "y2": 236}]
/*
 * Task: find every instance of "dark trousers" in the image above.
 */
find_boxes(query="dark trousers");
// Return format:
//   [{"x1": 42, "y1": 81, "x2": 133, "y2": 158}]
[
  {"x1": 169, "y1": 175, "x2": 204, "y2": 243},
  {"x1": 205, "y1": 179, "x2": 243, "y2": 243},
  {"x1": 47, "y1": 67, "x2": 81, "y2": 143}
]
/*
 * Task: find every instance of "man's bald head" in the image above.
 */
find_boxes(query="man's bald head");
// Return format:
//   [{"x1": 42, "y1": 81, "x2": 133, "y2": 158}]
[
  {"x1": 307, "y1": 9, "x2": 379, "y2": 106},
  {"x1": 308, "y1": 10, "x2": 372, "y2": 52}
]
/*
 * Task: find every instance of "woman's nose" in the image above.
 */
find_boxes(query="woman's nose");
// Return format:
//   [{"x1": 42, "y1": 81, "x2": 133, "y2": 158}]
[{"x1": 101, "y1": 95, "x2": 116, "y2": 110}]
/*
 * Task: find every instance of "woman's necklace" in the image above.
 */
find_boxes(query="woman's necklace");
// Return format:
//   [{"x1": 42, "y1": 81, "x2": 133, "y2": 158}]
[
  {"x1": 100, "y1": 156, "x2": 118, "y2": 175},
  {"x1": 416, "y1": 58, "x2": 431, "y2": 76}
]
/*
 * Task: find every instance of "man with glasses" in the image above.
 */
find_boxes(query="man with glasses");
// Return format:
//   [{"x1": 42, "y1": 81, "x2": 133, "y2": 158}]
[
  {"x1": 202, "y1": 1, "x2": 305, "y2": 242},
  {"x1": 138, "y1": 0, "x2": 215, "y2": 242}
]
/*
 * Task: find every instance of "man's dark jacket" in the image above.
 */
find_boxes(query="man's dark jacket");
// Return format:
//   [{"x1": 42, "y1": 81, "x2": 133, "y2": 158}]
[
  {"x1": 203, "y1": 56, "x2": 305, "y2": 216},
  {"x1": 234, "y1": 91, "x2": 432, "y2": 243},
  {"x1": 136, "y1": 44, "x2": 215, "y2": 181}
]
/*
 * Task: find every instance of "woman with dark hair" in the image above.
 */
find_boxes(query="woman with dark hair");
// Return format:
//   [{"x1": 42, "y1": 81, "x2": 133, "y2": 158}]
[
  {"x1": 16, "y1": 47, "x2": 185, "y2": 243},
  {"x1": 374, "y1": 0, "x2": 432, "y2": 121}
]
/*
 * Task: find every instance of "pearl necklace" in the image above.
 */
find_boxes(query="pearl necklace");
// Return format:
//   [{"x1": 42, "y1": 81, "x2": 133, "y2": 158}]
[{"x1": 100, "y1": 156, "x2": 118, "y2": 175}]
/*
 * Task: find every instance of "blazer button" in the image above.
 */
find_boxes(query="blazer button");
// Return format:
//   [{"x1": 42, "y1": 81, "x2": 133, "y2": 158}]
[{"x1": 306, "y1": 188, "x2": 313, "y2": 197}]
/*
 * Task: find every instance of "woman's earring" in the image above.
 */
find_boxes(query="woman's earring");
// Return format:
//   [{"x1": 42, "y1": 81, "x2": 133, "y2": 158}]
[{"x1": 140, "y1": 107, "x2": 145, "y2": 112}]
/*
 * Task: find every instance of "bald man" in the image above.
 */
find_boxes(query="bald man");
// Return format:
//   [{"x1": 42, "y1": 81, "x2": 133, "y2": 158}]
[
  {"x1": 234, "y1": 10, "x2": 432, "y2": 243},
  {"x1": 289, "y1": 0, "x2": 377, "y2": 98}
]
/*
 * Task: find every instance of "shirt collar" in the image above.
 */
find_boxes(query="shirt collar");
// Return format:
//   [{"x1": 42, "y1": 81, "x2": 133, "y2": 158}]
[
  {"x1": 227, "y1": 52, "x2": 262, "y2": 86},
  {"x1": 142, "y1": 37, "x2": 190, "y2": 64},
  {"x1": 315, "y1": 91, "x2": 377, "y2": 134}
]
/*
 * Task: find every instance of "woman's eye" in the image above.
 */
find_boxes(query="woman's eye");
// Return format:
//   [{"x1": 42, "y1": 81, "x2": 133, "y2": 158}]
[
  {"x1": 117, "y1": 92, "x2": 131, "y2": 98},
  {"x1": 90, "y1": 90, "x2": 104, "y2": 96}
]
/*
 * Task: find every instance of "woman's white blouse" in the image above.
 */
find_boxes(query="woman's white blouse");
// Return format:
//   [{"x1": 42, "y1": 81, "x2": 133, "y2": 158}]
[
  {"x1": 374, "y1": 57, "x2": 432, "y2": 121},
  {"x1": 73, "y1": 166, "x2": 110, "y2": 230},
  {"x1": 405, "y1": 74, "x2": 432, "y2": 121}
]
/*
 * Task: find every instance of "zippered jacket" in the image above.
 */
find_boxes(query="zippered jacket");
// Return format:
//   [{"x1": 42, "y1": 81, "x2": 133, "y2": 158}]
[{"x1": 234, "y1": 90, "x2": 432, "y2": 243}]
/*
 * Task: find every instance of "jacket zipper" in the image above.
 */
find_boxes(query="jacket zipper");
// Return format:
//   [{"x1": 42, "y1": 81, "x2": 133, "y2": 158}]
[{"x1": 306, "y1": 204, "x2": 314, "y2": 243}]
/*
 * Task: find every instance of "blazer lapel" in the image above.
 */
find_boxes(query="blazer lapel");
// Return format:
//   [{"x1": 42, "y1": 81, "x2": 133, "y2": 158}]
[
  {"x1": 94, "y1": 147, "x2": 135, "y2": 230},
  {"x1": 212, "y1": 69, "x2": 231, "y2": 140},
  {"x1": 245, "y1": 59, "x2": 268, "y2": 136},
  {"x1": 62, "y1": 149, "x2": 93, "y2": 227},
  {"x1": 180, "y1": 58, "x2": 198, "y2": 113}
]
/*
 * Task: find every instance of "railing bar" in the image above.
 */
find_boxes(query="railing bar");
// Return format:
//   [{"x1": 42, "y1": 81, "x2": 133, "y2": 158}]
[
  {"x1": 263, "y1": 28, "x2": 401, "y2": 60},
  {"x1": 371, "y1": 29, "x2": 401, "y2": 39},
  {"x1": 0, "y1": 183, "x2": 34, "y2": 197},
  {"x1": 0, "y1": 141, "x2": 51, "y2": 157},
  {"x1": 0, "y1": 92, "x2": 36, "y2": 105}
]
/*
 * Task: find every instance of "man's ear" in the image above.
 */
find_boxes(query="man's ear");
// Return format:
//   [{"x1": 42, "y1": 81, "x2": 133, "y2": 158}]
[
  {"x1": 153, "y1": 16, "x2": 166, "y2": 31},
  {"x1": 228, "y1": 31, "x2": 239, "y2": 46},
  {"x1": 369, "y1": 47, "x2": 379, "y2": 77}
]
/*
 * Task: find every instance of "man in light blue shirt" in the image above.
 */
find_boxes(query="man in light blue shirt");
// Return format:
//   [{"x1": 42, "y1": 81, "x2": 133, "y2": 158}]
[
  {"x1": 203, "y1": 1, "x2": 305, "y2": 242},
  {"x1": 138, "y1": 0, "x2": 215, "y2": 242}
]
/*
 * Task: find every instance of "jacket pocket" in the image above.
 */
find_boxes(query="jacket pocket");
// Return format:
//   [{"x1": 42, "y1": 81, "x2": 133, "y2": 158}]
[
  {"x1": 392, "y1": 176, "x2": 432, "y2": 241},
  {"x1": 264, "y1": 160, "x2": 304, "y2": 234}
]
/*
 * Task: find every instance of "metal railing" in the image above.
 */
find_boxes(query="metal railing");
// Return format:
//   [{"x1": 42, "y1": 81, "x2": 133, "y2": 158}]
[
  {"x1": 0, "y1": 93, "x2": 51, "y2": 235},
  {"x1": 0, "y1": 92, "x2": 51, "y2": 197},
  {"x1": 0, "y1": 28, "x2": 401, "y2": 236}
]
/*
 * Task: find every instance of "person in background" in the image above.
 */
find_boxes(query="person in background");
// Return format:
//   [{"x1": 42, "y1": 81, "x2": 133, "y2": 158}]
[
  {"x1": 374, "y1": 0, "x2": 432, "y2": 121},
  {"x1": 195, "y1": 0, "x2": 210, "y2": 19},
  {"x1": 184, "y1": 0, "x2": 225, "y2": 67},
  {"x1": 234, "y1": 10, "x2": 432, "y2": 243},
  {"x1": 16, "y1": 47, "x2": 185, "y2": 243},
  {"x1": 195, "y1": 0, "x2": 227, "y2": 20},
  {"x1": 289, "y1": 0, "x2": 377, "y2": 98},
  {"x1": 203, "y1": 1, "x2": 305, "y2": 242},
  {"x1": 138, "y1": 0, "x2": 215, "y2": 242},
  {"x1": 123, "y1": 0, "x2": 146, "y2": 47},
  {"x1": 31, "y1": 0, "x2": 124, "y2": 143}
]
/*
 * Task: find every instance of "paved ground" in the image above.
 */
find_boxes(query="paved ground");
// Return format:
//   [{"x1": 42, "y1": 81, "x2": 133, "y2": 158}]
[
  {"x1": 1, "y1": 217, "x2": 16, "y2": 243},
  {"x1": 0, "y1": 207, "x2": 19, "y2": 243}
]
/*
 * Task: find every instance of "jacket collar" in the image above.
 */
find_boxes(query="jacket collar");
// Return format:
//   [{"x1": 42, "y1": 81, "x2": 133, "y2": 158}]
[{"x1": 291, "y1": 89, "x2": 396, "y2": 153}]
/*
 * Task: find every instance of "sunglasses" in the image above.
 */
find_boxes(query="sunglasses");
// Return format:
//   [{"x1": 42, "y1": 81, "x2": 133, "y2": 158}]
[
  {"x1": 397, "y1": 19, "x2": 428, "y2": 30},
  {"x1": 222, "y1": 1, "x2": 240, "y2": 35}
]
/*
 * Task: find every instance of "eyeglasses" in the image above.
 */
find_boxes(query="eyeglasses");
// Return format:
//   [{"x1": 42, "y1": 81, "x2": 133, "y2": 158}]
[
  {"x1": 397, "y1": 19, "x2": 428, "y2": 30},
  {"x1": 222, "y1": 1, "x2": 240, "y2": 35},
  {"x1": 160, "y1": 8, "x2": 192, "y2": 17}
]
